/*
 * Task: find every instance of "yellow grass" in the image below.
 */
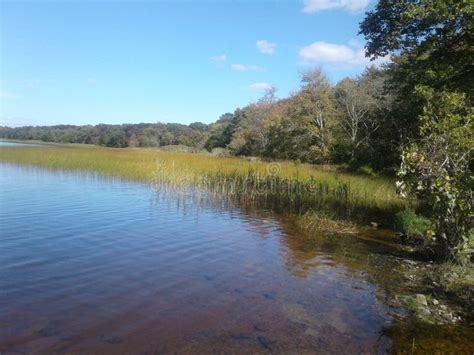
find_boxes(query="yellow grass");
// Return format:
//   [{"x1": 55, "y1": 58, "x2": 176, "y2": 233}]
[{"x1": 0, "y1": 143, "x2": 406, "y2": 221}]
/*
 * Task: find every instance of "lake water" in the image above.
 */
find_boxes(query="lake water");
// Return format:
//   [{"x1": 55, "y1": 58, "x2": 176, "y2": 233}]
[
  {"x1": 0, "y1": 144, "x2": 473, "y2": 353},
  {"x1": 0, "y1": 141, "x2": 45, "y2": 147}
]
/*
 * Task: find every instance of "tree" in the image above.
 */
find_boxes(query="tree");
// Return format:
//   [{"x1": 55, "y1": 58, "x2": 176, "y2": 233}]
[
  {"x1": 397, "y1": 87, "x2": 473, "y2": 263},
  {"x1": 361, "y1": 0, "x2": 474, "y2": 262},
  {"x1": 360, "y1": 0, "x2": 474, "y2": 95},
  {"x1": 335, "y1": 72, "x2": 380, "y2": 161},
  {"x1": 229, "y1": 90, "x2": 279, "y2": 156},
  {"x1": 258, "y1": 86, "x2": 278, "y2": 104},
  {"x1": 205, "y1": 113, "x2": 236, "y2": 150},
  {"x1": 294, "y1": 69, "x2": 337, "y2": 162},
  {"x1": 229, "y1": 104, "x2": 270, "y2": 156},
  {"x1": 100, "y1": 127, "x2": 128, "y2": 148},
  {"x1": 360, "y1": 0, "x2": 473, "y2": 163},
  {"x1": 360, "y1": 0, "x2": 473, "y2": 98}
]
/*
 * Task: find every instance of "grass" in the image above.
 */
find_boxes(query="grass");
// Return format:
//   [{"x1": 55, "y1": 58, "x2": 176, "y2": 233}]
[
  {"x1": 395, "y1": 209, "x2": 432, "y2": 238},
  {"x1": 0, "y1": 143, "x2": 406, "y2": 223}
]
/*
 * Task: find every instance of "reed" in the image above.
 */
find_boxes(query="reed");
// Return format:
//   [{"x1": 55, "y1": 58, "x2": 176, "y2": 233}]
[{"x1": 0, "y1": 144, "x2": 406, "y2": 222}]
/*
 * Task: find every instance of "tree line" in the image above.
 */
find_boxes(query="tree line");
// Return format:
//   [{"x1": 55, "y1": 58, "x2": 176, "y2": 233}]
[
  {"x1": 0, "y1": 122, "x2": 208, "y2": 150},
  {"x1": 0, "y1": 66, "x2": 402, "y2": 173}
]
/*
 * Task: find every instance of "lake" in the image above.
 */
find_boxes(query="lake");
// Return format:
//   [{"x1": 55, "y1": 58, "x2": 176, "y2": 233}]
[
  {"x1": 0, "y1": 144, "x2": 472, "y2": 353},
  {"x1": 0, "y1": 141, "x2": 45, "y2": 147}
]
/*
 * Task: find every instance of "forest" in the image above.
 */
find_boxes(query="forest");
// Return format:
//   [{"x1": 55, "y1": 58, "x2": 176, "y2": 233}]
[{"x1": 0, "y1": 65, "x2": 434, "y2": 174}]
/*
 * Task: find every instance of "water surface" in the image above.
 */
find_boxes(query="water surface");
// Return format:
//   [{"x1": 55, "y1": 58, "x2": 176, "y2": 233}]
[
  {"x1": 0, "y1": 156, "x2": 472, "y2": 353},
  {"x1": 0, "y1": 140, "x2": 45, "y2": 147}
]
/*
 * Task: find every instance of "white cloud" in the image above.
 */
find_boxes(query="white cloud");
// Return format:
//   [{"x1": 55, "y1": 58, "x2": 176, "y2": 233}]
[
  {"x1": 211, "y1": 54, "x2": 227, "y2": 63},
  {"x1": 256, "y1": 40, "x2": 276, "y2": 55},
  {"x1": 231, "y1": 64, "x2": 264, "y2": 72},
  {"x1": 302, "y1": 0, "x2": 369, "y2": 14},
  {"x1": 298, "y1": 41, "x2": 389, "y2": 68},
  {"x1": 249, "y1": 82, "x2": 275, "y2": 91},
  {"x1": 86, "y1": 78, "x2": 97, "y2": 85}
]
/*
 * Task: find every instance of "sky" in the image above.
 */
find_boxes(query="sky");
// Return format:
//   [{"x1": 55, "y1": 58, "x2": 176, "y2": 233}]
[{"x1": 0, "y1": 0, "x2": 387, "y2": 127}]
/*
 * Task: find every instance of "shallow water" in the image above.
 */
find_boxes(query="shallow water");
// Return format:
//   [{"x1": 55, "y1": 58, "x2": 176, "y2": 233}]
[
  {"x1": 0, "y1": 140, "x2": 45, "y2": 147},
  {"x1": 0, "y1": 152, "x2": 473, "y2": 353}
]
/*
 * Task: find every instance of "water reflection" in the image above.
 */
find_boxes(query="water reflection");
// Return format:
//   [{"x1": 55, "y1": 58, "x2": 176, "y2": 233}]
[{"x1": 0, "y1": 164, "x2": 472, "y2": 353}]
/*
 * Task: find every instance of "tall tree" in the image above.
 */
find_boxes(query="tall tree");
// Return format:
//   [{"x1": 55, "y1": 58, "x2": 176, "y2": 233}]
[
  {"x1": 361, "y1": 0, "x2": 473, "y2": 99},
  {"x1": 290, "y1": 69, "x2": 338, "y2": 163},
  {"x1": 397, "y1": 87, "x2": 473, "y2": 263},
  {"x1": 335, "y1": 72, "x2": 381, "y2": 160},
  {"x1": 361, "y1": 0, "x2": 473, "y2": 261}
]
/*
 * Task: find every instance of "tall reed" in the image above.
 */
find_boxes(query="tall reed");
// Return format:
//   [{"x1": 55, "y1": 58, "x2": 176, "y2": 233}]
[{"x1": 0, "y1": 144, "x2": 406, "y2": 222}]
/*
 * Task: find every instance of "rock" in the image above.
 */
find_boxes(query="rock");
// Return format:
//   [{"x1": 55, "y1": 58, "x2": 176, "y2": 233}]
[
  {"x1": 419, "y1": 307, "x2": 431, "y2": 316},
  {"x1": 416, "y1": 294, "x2": 428, "y2": 307},
  {"x1": 432, "y1": 298, "x2": 439, "y2": 305},
  {"x1": 443, "y1": 313, "x2": 454, "y2": 322},
  {"x1": 370, "y1": 222, "x2": 378, "y2": 228}
]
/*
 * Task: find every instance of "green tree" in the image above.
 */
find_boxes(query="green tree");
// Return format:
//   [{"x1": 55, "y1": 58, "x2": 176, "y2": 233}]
[
  {"x1": 100, "y1": 127, "x2": 128, "y2": 147},
  {"x1": 291, "y1": 69, "x2": 338, "y2": 163},
  {"x1": 360, "y1": 0, "x2": 473, "y2": 166},
  {"x1": 361, "y1": 0, "x2": 474, "y2": 262},
  {"x1": 335, "y1": 70, "x2": 381, "y2": 162},
  {"x1": 205, "y1": 113, "x2": 235, "y2": 150},
  {"x1": 360, "y1": 0, "x2": 473, "y2": 96},
  {"x1": 229, "y1": 89, "x2": 279, "y2": 156},
  {"x1": 397, "y1": 87, "x2": 473, "y2": 263}
]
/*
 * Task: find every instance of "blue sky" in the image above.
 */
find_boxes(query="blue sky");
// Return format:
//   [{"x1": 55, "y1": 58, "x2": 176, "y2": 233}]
[{"x1": 0, "y1": 0, "x2": 386, "y2": 127}]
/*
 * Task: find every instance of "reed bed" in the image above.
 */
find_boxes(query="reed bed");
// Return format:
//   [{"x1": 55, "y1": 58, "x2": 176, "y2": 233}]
[{"x1": 0, "y1": 144, "x2": 406, "y2": 222}]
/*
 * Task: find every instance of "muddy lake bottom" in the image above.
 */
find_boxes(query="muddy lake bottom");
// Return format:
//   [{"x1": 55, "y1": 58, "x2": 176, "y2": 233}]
[{"x1": 0, "y1": 158, "x2": 473, "y2": 353}]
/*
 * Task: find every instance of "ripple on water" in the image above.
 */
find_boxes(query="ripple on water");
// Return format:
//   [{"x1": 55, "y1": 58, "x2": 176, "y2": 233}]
[{"x1": 1, "y1": 163, "x2": 472, "y2": 353}]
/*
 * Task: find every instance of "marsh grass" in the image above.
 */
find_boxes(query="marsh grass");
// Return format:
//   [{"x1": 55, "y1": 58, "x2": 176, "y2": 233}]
[{"x1": 0, "y1": 144, "x2": 406, "y2": 223}]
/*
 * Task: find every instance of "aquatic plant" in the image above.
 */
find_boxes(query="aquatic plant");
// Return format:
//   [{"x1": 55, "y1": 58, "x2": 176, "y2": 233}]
[{"x1": 0, "y1": 144, "x2": 405, "y2": 222}]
